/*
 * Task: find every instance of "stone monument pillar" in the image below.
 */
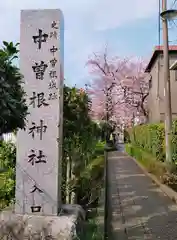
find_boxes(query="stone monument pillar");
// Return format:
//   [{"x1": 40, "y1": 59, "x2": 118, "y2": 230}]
[{"x1": 15, "y1": 9, "x2": 64, "y2": 216}]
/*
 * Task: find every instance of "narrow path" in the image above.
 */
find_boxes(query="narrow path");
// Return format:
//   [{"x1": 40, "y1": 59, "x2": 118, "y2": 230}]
[{"x1": 107, "y1": 151, "x2": 177, "y2": 239}]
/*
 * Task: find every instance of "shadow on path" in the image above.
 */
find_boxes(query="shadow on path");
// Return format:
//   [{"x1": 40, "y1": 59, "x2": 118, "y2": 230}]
[{"x1": 107, "y1": 151, "x2": 177, "y2": 239}]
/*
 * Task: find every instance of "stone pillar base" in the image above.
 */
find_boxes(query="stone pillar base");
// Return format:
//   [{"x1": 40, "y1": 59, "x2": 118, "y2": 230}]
[{"x1": 0, "y1": 204, "x2": 85, "y2": 239}]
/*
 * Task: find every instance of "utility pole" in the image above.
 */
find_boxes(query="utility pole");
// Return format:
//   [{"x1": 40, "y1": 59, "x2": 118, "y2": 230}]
[{"x1": 162, "y1": 0, "x2": 172, "y2": 162}]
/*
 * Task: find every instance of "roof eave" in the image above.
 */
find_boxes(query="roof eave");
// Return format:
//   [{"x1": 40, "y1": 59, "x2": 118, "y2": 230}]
[{"x1": 145, "y1": 48, "x2": 177, "y2": 73}]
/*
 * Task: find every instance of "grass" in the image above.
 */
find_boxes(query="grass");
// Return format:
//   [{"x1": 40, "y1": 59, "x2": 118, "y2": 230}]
[
  {"x1": 93, "y1": 141, "x2": 105, "y2": 157},
  {"x1": 79, "y1": 213, "x2": 103, "y2": 240},
  {"x1": 125, "y1": 143, "x2": 167, "y2": 175},
  {"x1": 125, "y1": 143, "x2": 177, "y2": 192}
]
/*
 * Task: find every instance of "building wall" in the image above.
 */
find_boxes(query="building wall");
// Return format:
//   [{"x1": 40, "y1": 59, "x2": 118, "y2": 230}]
[
  {"x1": 148, "y1": 53, "x2": 177, "y2": 123},
  {"x1": 147, "y1": 58, "x2": 160, "y2": 122}
]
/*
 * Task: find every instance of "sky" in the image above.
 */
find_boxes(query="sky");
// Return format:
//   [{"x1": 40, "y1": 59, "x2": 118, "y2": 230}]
[{"x1": 0, "y1": 0, "x2": 177, "y2": 87}]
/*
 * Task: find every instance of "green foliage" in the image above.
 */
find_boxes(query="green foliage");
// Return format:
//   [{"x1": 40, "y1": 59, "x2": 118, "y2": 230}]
[
  {"x1": 126, "y1": 143, "x2": 177, "y2": 191},
  {"x1": 126, "y1": 120, "x2": 177, "y2": 192},
  {"x1": 63, "y1": 85, "x2": 100, "y2": 157},
  {"x1": 62, "y1": 85, "x2": 103, "y2": 207},
  {"x1": 127, "y1": 120, "x2": 177, "y2": 162},
  {"x1": 99, "y1": 121, "x2": 114, "y2": 142},
  {"x1": 172, "y1": 120, "x2": 177, "y2": 163},
  {"x1": 0, "y1": 41, "x2": 28, "y2": 134},
  {"x1": 75, "y1": 141, "x2": 105, "y2": 239},
  {"x1": 92, "y1": 141, "x2": 105, "y2": 157},
  {"x1": 71, "y1": 142, "x2": 104, "y2": 208},
  {"x1": 126, "y1": 143, "x2": 165, "y2": 175},
  {"x1": 0, "y1": 141, "x2": 16, "y2": 209},
  {"x1": 0, "y1": 169, "x2": 15, "y2": 204},
  {"x1": 79, "y1": 218, "x2": 103, "y2": 240},
  {"x1": 0, "y1": 141, "x2": 16, "y2": 169},
  {"x1": 127, "y1": 122, "x2": 166, "y2": 161}
]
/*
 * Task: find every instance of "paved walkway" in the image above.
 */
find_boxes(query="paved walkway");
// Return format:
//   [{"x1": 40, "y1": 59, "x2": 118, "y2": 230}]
[{"x1": 107, "y1": 151, "x2": 177, "y2": 239}]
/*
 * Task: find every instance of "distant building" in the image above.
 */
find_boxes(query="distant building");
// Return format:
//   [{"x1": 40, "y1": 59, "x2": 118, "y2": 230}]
[{"x1": 145, "y1": 45, "x2": 177, "y2": 123}]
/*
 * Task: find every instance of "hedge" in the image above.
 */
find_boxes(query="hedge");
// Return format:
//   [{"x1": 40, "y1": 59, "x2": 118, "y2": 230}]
[
  {"x1": 126, "y1": 120, "x2": 177, "y2": 162},
  {"x1": 0, "y1": 142, "x2": 16, "y2": 210}
]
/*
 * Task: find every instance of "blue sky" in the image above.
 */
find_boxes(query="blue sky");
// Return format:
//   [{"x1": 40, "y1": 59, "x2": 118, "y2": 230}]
[{"x1": 0, "y1": 0, "x2": 177, "y2": 87}]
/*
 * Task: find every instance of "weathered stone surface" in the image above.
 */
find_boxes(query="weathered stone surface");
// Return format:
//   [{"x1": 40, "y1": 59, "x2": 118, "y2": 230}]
[
  {"x1": 61, "y1": 204, "x2": 85, "y2": 220},
  {"x1": 0, "y1": 204, "x2": 85, "y2": 239},
  {"x1": 16, "y1": 9, "x2": 64, "y2": 215}
]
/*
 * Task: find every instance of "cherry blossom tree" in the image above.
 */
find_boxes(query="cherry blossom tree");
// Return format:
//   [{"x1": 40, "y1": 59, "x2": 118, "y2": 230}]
[
  {"x1": 86, "y1": 50, "x2": 151, "y2": 127},
  {"x1": 121, "y1": 59, "x2": 150, "y2": 123},
  {"x1": 86, "y1": 51, "x2": 127, "y2": 121}
]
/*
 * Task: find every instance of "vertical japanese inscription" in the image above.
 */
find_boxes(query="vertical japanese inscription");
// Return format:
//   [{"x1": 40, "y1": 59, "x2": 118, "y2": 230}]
[
  {"x1": 30, "y1": 184, "x2": 43, "y2": 213},
  {"x1": 16, "y1": 9, "x2": 63, "y2": 215},
  {"x1": 32, "y1": 29, "x2": 48, "y2": 49},
  {"x1": 50, "y1": 46, "x2": 58, "y2": 56},
  {"x1": 28, "y1": 150, "x2": 47, "y2": 166},
  {"x1": 28, "y1": 120, "x2": 47, "y2": 140},
  {"x1": 48, "y1": 20, "x2": 59, "y2": 101},
  {"x1": 32, "y1": 61, "x2": 48, "y2": 80},
  {"x1": 29, "y1": 92, "x2": 49, "y2": 108},
  {"x1": 50, "y1": 58, "x2": 57, "y2": 67}
]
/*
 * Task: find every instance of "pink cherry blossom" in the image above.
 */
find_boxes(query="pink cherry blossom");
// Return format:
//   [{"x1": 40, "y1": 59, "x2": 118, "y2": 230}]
[{"x1": 86, "y1": 51, "x2": 151, "y2": 125}]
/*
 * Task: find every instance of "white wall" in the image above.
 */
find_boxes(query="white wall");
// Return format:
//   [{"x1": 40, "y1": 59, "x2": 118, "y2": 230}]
[{"x1": 3, "y1": 133, "x2": 16, "y2": 143}]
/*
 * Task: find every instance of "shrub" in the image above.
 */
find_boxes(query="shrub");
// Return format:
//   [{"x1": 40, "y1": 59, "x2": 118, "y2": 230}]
[
  {"x1": 127, "y1": 123, "x2": 165, "y2": 161},
  {"x1": 126, "y1": 120, "x2": 177, "y2": 162},
  {"x1": 0, "y1": 142, "x2": 16, "y2": 209},
  {"x1": 79, "y1": 218, "x2": 103, "y2": 240},
  {"x1": 0, "y1": 169, "x2": 15, "y2": 204},
  {"x1": 71, "y1": 142, "x2": 105, "y2": 211},
  {"x1": 126, "y1": 120, "x2": 177, "y2": 193},
  {"x1": 93, "y1": 141, "x2": 105, "y2": 157},
  {"x1": 172, "y1": 120, "x2": 177, "y2": 162},
  {"x1": 74, "y1": 152, "x2": 104, "y2": 210},
  {"x1": 0, "y1": 141, "x2": 16, "y2": 170}
]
